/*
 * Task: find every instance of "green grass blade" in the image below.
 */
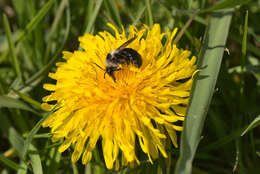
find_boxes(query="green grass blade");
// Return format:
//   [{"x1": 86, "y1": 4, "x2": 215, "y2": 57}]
[
  {"x1": 0, "y1": 153, "x2": 20, "y2": 171},
  {"x1": 5, "y1": 0, "x2": 56, "y2": 90},
  {"x1": 173, "y1": 10, "x2": 199, "y2": 44},
  {"x1": 17, "y1": 161, "x2": 28, "y2": 174},
  {"x1": 45, "y1": 147, "x2": 61, "y2": 174},
  {"x1": 29, "y1": 145, "x2": 43, "y2": 174},
  {"x1": 27, "y1": 0, "x2": 36, "y2": 17},
  {"x1": 203, "y1": 0, "x2": 251, "y2": 13},
  {"x1": 231, "y1": 35, "x2": 260, "y2": 58},
  {"x1": 133, "y1": 6, "x2": 146, "y2": 26},
  {"x1": 0, "y1": 95, "x2": 37, "y2": 113},
  {"x1": 33, "y1": 133, "x2": 52, "y2": 139},
  {"x1": 174, "y1": 9, "x2": 233, "y2": 174},
  {"x1": 84, "y1": 0, "x2": 103, "y2": 34},
  {"x1": 145, "y1": 0, "x2": 153, "y2": 27},
  {"x1": 106, "y1": 0, "x2": 122, "y2": 27},
  {"x1": 15, "y1": 2, "x2": 71, "y2": 93},
  {"x1": 241, "y1": 115, "x2": 260, "y2": 136},
  {"x1": 10, "y1": 88, "x2": 42, "y2": 109},
  {"x1": 44, "y1": 0, "x2": 68, "y2": 63},
  {"x1": 201, "y1": 127, "x2": 244, "y2": 152},
  {"x1": 0, "y1": 113, "x2": 25, "y2": 158},
  {"x1": 0, "y1": 112, "x2": 28, "y2": 173},
  {"x1": 16, "y1": 0, "x2": 56, "y2": 43},
  {"x1": 84, "y1": 164, "x2": 92, "y2": 174},
  {"x1": 72, "y1": 162, "x2": 79, "y2": 174},
  {"x1": 0, "y1": 50, "x2": 9, "y2": 64},
  {"x1": 232, "y1": 12, "x2": 249, "y2": 173},
  {"x1": 3, "y1": 14, "x2": 23, "y2": 84},
  {"x1": 242, "y1": 10, "x2": 248, "y2": 58},
  {"x1": 22, "y1": 105, "x2": 58, "y2": 159},
  {"x1": 186, "y1": 0, "x2": 195, "y2": 9},
  {"x1": 84, "y1": 0, "x2": 95, "y2": 31},
  {"x1": 240, "y1": 10, "x2": 248, "y2": 103},
  {"x1": 10, "y1": 0, "x2": 25, "y2": 26},
  {"x1": 7, "y1": 129, "x2": 24, "y2": 158}
]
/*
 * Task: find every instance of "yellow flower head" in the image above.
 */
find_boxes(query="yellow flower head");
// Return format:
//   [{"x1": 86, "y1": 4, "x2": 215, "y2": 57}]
[{"x1": 42, "y1": 23, "x2": 197, "y2": 169}]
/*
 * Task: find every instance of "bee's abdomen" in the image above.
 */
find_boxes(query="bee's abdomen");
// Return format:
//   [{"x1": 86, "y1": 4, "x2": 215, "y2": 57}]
[{"x1": 116, "y1": 48, "x2": 142, "y2": 68}]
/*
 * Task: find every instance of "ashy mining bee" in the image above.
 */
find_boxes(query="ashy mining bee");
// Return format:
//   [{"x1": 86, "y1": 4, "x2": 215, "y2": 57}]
[{"x1": 104, "y1": 36, "x2": 142, "y2": 82}]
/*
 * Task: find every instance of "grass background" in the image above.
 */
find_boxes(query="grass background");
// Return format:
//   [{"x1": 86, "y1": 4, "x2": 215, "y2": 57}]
[{"x1": 0, "y1": 0, "x2": 260, "y2": 173}]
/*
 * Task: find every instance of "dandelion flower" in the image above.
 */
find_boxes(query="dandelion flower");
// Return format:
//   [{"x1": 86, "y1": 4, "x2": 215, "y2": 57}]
[{"x1": 42, "y1": 23, "x2": 197, "y2": 169}]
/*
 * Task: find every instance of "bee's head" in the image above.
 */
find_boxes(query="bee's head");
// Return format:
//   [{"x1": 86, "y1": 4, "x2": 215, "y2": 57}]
[{"x1": 104, "y1": 67, "x2": 116, "y2": 82}]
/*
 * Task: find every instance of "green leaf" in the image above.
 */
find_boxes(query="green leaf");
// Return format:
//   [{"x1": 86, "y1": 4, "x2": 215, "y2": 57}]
[
  {"x1": 174, "y1": 9, "x2": 233, "y2": 174},
  {"x1": 0, "y1": 153, "x2": 20, "y2": 171},
  {"x1": 3, "y1": 14, "x2": 23, "y2": 84},
  {"x1": 241, "y1": 115, "x2": 260, "y2": 136},
  {"x1": 0, "y1": 95, "x2": 37, "y2": 113}
]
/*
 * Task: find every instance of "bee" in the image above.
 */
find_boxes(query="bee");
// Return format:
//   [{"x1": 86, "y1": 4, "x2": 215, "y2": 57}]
[{"x1": 104, "y1": 36, "x2": 142, "y2": 82}]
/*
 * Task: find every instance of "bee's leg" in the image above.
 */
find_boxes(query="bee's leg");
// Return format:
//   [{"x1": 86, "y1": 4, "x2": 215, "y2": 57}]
[
  {"x1": 111, "y1": 67, "x2": 123, "y2": 82},
  {"x1": 105, "y1": 67, "x2": 120, "y2": 82},
  {"x1": 105, "y1": 71, "x2": 116, "y2": 82},
  {"x1": 111, "y1": 73, "x2": 116, "y2": 82}
]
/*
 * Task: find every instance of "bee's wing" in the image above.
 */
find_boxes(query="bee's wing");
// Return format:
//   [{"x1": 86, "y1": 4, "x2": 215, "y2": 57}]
[{"x1": 116, "y1": 36, "x2": 137, "y2": 51}]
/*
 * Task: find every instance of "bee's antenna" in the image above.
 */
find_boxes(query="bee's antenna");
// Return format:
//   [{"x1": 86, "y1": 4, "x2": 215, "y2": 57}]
[
  {"x1": 117, "y1": 36, "x2": 137, "y2": 51},
  {"x1": 94, "y1": 63, "x2": 105, "y2": 71}
]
